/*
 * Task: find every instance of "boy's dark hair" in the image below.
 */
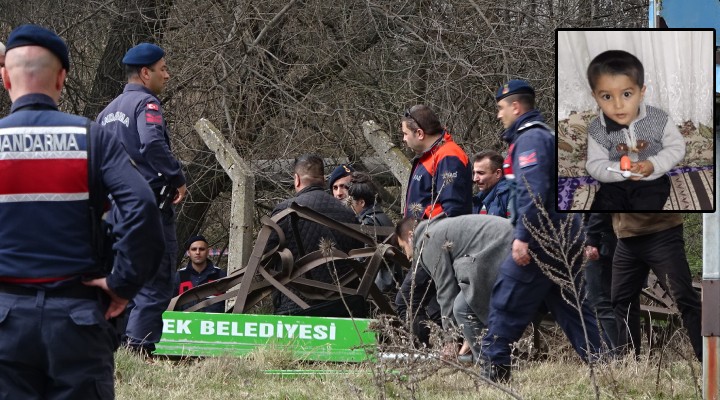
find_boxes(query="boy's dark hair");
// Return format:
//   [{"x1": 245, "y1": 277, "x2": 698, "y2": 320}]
[
  {"x1": 587, "y1": 50, "x2": 644, "y2": 91},
  {"x1": 501, "y1": 93, "x2": 535, "y2": 110},
  {"x1": 473, "y1": 150, "x2": 504, "y2": 173},
  {"x1": 394, "y1": 216, "x2": 417, "y2": 242},
  {"x1": 348, "y1": 171, "x2": 379, "y2": 207},
  {"x1": 293, "y1": 154, "x2": 325, "y2": 187}
]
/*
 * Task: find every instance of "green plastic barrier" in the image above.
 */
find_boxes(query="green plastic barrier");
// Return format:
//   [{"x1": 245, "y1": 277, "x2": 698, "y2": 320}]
[{"x1": 155, "y1": 311, "x2": 377, "y2": 362}]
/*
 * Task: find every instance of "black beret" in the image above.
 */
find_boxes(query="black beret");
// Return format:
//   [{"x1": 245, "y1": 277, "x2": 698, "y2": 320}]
[
  {"x1": 6, "y1": 24, "x2": 70, "y2": 71},
  {"x1": 122, "y1": 43, "x2": 165, "y2": 66},
  {"x1": 185, "y1": 235, "x2": 208, "y2": 250},
  {"x1": 496, "y1": 79, "x2": 535, "y2": 101},
  {"x1": 328, "y1": 164, "x2": 355, "y2": 188}
]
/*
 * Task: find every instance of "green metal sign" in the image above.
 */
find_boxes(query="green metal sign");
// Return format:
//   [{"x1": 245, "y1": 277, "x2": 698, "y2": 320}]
[{"x1": 155, "y1": 311, "x2": 377, "y2": 362}]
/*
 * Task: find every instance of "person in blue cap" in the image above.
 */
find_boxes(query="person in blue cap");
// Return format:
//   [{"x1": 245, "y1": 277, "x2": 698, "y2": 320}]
[
  {"x1": 97, "y1": 42, "x2": 187, "y2": 355},
  {"x1": 0, "y1": 24, "x2": 163, "y2": 399},
  {"x1": 478, "y1": 79, "x2": 600, "y2": 382},
  {"x1": 328, "y1": 163, "x2": 355, "y2": 201},
  {"x1": 173, "y1": 235, "x2": 227, "y2": 313}
]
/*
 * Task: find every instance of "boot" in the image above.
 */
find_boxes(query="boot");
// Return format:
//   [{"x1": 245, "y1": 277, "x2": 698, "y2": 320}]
[{"x1": 481, "y1": 363, "x2": 511, "y2": 383}]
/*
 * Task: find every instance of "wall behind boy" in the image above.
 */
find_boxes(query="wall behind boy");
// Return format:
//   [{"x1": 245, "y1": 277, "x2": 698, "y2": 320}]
[{"x1": 558, "y1": 30, "x2": 714, "y2": 125}]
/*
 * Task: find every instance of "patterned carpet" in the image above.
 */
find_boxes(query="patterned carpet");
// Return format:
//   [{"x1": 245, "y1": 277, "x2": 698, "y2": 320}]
[{"x1": 558, "y1": 166, "x2": 715, "y2": 211}]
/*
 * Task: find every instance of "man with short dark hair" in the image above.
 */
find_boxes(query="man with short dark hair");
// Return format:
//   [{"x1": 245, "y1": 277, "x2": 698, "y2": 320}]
[
  {"x1": 396, "y1": 215, "x2": 512, "y2": 362},
  {"x1": 266, "y1": 154, "x2": 363, "y2": 316},
  {"x1": 173, "y1": 235, "x2": 227, "y2": 313},
  {"x1": 397, "y1": 104, "x2": 472, "y2": 346},
  {"x1": 0, "y1": 24, "x2": 163, "y2": 399},
  {"x1": 97, "y1": 42, "x2": 187, "y2": 355},
  {"x1": 401, "y1": 104, "x2": 472, "y2": 218},
  {"x1": 472, "y1": 150, "x2": 511, "y2": 217},
  {"x1": 480, "y1": 79, "x2": 600, "y2": 382}
]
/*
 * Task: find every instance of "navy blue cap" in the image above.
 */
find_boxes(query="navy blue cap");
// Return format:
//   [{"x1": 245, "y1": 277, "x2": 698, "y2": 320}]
[
  {"x1": 496, "y1": 79, "x2": 535, "y2": 101},
  {"x1": 122, "y1": 43, "x2": 165, "y2": 66},
  {"x1": 5, "y1": 24, "x2": 70, "y2": 71},
  {"x1": 185, "y1": 235, "x2": 208, "y2": 250},
  {"x1": 328, "y1": 164, "x2": 355, "y2": 188}
]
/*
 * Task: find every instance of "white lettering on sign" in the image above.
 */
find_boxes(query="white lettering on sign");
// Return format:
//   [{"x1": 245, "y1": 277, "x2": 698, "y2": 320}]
[
  {"x1": 245, "y1": 322, "x2": 257, "y2": 337},
  {"x1": 259, "y1": 323, "x2": 273, "y2": 338},
  {"x1": 163, "y1": 319, "x2": 191, "y2": 334},
  {"x1": 231, "y1": 322, "x2": 243, "y2": 336},
  {"x1": 162, "y1": 318, "x2": 338, "y2": 340},
  {"x1": 176, "y1": 319, "x2": 191, "y2": 334},
  {"x1": 201, "y1": 320, "x2": 214, "y2": 335},
  {"x1": 217, "y1": 321, "x2": 230, "y2": 336}
]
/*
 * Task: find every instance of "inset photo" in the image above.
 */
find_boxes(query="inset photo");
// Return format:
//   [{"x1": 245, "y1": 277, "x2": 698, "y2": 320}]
[{"x1": 557, "y1": 29, "x2": 715, "y2": 212}]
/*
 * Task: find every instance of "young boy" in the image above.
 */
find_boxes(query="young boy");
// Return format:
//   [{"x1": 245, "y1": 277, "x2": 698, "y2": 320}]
[{"x1": 585, "y1": 50, "x2": 685, "y2": 210}]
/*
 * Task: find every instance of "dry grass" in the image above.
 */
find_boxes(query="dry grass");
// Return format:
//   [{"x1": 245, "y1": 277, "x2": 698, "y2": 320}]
[{"x1": 115, "y1": 327, "x2": 701, "y2": 400}]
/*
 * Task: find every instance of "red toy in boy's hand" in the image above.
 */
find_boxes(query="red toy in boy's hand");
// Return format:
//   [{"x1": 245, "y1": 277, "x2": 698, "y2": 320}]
[
  {"x1": 606, "y1": 155, "x2": 644, "y2": 179},
  {"x1": 620, "y1": 155, "x2": 631, "y2": 171}
]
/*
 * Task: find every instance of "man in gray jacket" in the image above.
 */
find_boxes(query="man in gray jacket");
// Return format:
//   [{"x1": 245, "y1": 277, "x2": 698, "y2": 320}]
[{"x1": 396, "y1": 214, "x2": 513, "y2": 361}]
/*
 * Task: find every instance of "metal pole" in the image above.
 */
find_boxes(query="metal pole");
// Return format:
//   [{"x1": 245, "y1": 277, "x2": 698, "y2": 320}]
[{"x1": 703, "y1": 130, "x2": 720, "y2": 399}]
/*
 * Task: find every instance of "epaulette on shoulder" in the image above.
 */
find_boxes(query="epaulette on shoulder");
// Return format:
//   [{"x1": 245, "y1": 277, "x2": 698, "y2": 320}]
[{"x1": 517, "y1": 121, "x2": 555, "y2": 137}]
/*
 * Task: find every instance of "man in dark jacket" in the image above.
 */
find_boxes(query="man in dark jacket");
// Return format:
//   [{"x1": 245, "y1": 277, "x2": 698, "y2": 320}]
[
  {"x1": 266, "y1": 154, "x2": 363, "y2": 315},
  {"x1": 472, "y1": 150, "x2": 511, "y2": 217},
  {"x1": 173, "y1": 235, "x2": 226, "y2": 313}
]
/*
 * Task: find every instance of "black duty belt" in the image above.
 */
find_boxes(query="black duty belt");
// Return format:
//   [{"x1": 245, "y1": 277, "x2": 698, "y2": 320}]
[{"x1": 0, "y1": 283, "x2": 101, "y2": 300}]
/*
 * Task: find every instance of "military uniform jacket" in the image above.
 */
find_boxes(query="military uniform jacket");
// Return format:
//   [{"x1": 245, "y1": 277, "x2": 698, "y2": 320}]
[
  {"x1": 502, "y1": 109, "x2": 579, "y2": 244},
  {"x1": 405, "y1": 132, "x2": 472, "y2": 219},
  {"x1": 97, "y1": 83, "x2": 185, "y2": 191},
  {"x1": 0, "y1": 94, "x2": 163, "y2": 298},
  {"x1": 174, "y1": 261, "x2": 227, "y2": 312}
]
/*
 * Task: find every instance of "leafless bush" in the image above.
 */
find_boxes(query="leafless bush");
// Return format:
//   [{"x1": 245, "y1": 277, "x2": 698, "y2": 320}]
[{"x1": 0, "y1": 0, "x2": 649, "y2": 264}]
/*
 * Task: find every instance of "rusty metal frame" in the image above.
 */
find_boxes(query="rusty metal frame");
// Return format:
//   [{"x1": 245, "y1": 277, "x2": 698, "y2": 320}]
[{"x1": 167, "y1": 202, "x2": 406, "y2": 315}]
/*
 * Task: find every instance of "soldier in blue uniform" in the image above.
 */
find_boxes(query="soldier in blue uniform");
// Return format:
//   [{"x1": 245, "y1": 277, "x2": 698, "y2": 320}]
[
  {"x1": 0, "y1": 25, "x2": 163, "y2": 399},
  {"x1": 479, "y1": 80, "x2": 600, "y2": 382},
  {"x1": 173, "y1": 235, "x2": 227, "y2": 313},
  {"x1": 97, "y1": 42, "x2": 187, "y2": 354}
]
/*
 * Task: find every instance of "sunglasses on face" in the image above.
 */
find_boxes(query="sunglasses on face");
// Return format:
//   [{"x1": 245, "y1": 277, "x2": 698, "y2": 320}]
[{"x1": 404, "y1": 109, "x2": 425, "y2": 132}]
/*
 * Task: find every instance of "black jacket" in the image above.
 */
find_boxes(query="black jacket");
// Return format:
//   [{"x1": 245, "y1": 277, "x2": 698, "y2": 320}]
[{"x1": 267, "y1": 185, "x2": 362, "y2": 313}]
